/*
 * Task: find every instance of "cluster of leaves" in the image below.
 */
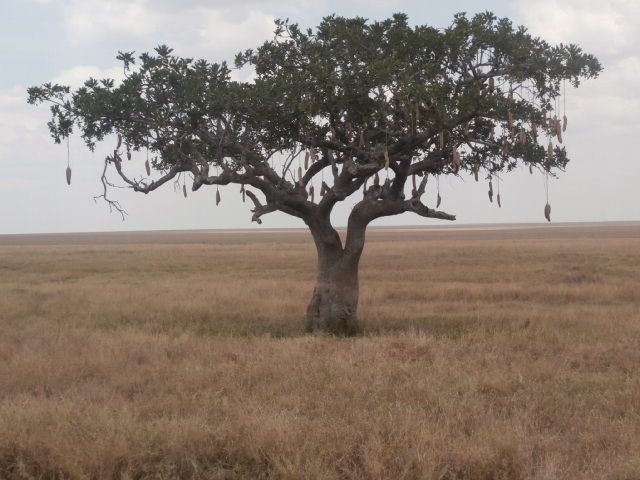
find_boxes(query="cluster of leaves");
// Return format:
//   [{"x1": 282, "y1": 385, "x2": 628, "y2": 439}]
[
  {"x1": 28, "y1": 45, "x2": 235, "y2": 172},
  {"x1": 235, "y1": 12, "x2": 600, "y2": 174}
]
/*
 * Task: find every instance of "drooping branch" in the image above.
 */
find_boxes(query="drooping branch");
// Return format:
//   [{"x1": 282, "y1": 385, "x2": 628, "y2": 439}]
[
  {"x1": 112, "y1": 154, "x2": 184, "y2": 194},
  {"x1": 94, "y1": 157, "x2": 127, "y2": 219},
  {"x1": 408, "y1": 151, "x2": 451, "y2": 176}
]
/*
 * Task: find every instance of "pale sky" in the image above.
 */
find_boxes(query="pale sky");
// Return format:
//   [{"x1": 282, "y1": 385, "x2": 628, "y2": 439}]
[{"x1": 1, "y1": 0, "x2": 638, "y2": 234}]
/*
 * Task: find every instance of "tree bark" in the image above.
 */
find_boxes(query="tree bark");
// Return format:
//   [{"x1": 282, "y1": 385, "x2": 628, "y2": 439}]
[
  {"x1": 305, "y1": 248, "x2": 361, "y2": 336},
  {"x1": 305, "y1": 218, "x2": 363, "y2": 336}
]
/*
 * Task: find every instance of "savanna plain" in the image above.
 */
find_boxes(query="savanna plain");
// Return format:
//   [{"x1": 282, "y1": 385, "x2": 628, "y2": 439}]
[{"x1": 1, "y1": 223, "x2": 640, "y2": 480}]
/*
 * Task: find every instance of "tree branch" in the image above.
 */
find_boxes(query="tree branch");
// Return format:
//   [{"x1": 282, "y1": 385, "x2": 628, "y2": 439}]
[
  {"x1": 112, "y1": 152, "x2": 184, "y2": 194},
  {"x1": 244, "y1": 190, "x2": 278, "y2": 224},
  {"x1": 405, "y1": 198, "x2": 456, "y2": 221},
  {"x1": 94, "y1": 157, "x2": 127, "y2": 219}
]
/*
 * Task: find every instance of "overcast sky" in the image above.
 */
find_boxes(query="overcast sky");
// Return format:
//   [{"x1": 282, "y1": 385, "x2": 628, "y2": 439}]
[{"x1": 1, "y1": 0, "x2": 638, "y2": 234}]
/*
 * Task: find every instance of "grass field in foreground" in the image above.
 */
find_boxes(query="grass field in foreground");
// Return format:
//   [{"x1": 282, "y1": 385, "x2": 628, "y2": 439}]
[{"x1": 1, "y1": 224, "x2": 640, "y2": 479}]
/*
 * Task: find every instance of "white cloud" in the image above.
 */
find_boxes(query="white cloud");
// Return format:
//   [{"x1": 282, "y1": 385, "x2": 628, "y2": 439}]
[
  {"x1": 192, "y1": 9, "x2": 274, "y2": 56},
  {"x1": 50, "y1": 0, "x2": 278, "y2": 66},
  {"x1": 567, "y1": 56, "x2": 640, "y2": 134},
  {"x1": 64, "y1": 0, "x2": 155, "y2": 39},
  {"x1": 53, "y1": 65, "x2": 125, "y2": 88},
  {"x1": 0, "y1": 85, "x2": 51, "y2": 160},
  {"x1": 516, "y1": 0, "x2": 640, "y2": 59}
]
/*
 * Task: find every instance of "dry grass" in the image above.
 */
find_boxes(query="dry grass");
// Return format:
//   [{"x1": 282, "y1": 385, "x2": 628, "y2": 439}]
[{"x1": 1, "y1": 224, "x2": 640, "y2": 479}]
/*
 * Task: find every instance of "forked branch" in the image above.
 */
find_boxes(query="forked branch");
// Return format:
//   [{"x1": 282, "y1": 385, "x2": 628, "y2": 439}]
[
  {"x1": 94, "y1": 157, "x2": 127, "y2": 220},
  {"x1": 245, "y1": 190, "x2": 279, "y2": 224}
]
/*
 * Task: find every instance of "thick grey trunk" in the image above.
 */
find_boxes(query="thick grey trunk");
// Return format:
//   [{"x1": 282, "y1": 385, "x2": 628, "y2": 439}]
[
  {"x1": 305, "y1": 250, "x2": 360, "y2": 336},
  {"x1": 304, "y1": 215, "x2": 366, "y2": 336}
]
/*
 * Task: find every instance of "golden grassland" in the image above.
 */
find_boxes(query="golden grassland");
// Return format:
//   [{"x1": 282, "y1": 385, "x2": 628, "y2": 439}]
[{"x1": 1, "y1": 224, "x2": 640, "y2": 479}]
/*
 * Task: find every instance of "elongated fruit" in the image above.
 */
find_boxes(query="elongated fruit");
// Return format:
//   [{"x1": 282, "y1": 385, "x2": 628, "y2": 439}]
[
  {"x1": 452, "y1": 149, "x2": 461, "y2": 173},
  {"x1": 544, "y1": 203, "x2": 551, "y2": 222}
]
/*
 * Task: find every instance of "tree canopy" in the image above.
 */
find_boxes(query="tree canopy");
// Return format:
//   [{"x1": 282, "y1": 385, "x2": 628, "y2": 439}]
[{"x1": 28, "y1": 11, "x2": 601, "y2": 223}]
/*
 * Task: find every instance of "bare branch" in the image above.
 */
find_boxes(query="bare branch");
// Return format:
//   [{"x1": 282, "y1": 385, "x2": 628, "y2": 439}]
[
  {"x1": 93, "y1": 157, "x2": 127, "y2": 220},
  {"x1": 408, "y1": 151, "x2": 450, "y2": 176},
  {"x1": 244, "y1": 190, "x2": 278, "y2": 224},
  {"x1": 405, "y1": 198, "x2": 456, "y2": 221},
  {"x1": 112, "y1": 152, "x2": 184, "y2": 194}
]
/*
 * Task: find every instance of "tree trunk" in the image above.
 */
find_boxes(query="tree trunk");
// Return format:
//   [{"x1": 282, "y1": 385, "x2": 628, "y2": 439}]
[{"x1": 306, "y1": 248, "x2": 361, "y2": 336}]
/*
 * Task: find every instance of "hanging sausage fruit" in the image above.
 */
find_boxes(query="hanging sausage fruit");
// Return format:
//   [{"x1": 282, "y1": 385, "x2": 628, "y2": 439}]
[
  {"x1": 544, "y1": 172, "x2": 551, "y2": 222},
  {"x1": 65, "y1": 136, "x2": 71, "y2": 185},
  {"x1": 562, "y1": 80, "x2": 568, "y2": 133},
  {"x1": 488, "y1": 178, "x2": 494, "y2": 203},
  {"x1": 452, "y1": 148, "x2": 461, "y2": 174}
]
